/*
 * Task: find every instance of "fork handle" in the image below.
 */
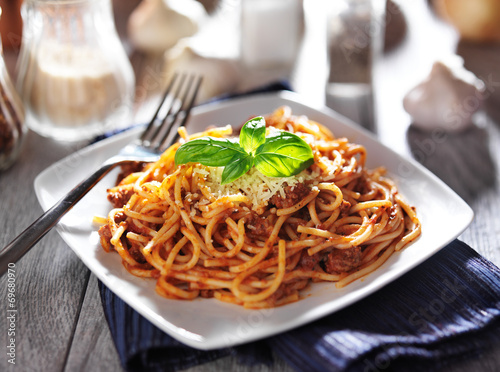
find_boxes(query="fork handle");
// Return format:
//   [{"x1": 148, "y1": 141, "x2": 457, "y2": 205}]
[{"x1": 0, "y1": 161, "x2": 128, "y2": 276}]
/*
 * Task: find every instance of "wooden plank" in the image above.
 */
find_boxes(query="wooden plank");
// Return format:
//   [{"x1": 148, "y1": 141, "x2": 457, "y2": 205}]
[
  {"x1": 64, "y1": 275, "x2": 122, "y2": 372},
  {"x1": 459, "y1": 117, "x2": 500, "y2": 266},
  {"x1": 0, "y1": 132, "x2": 91, "y2": 371}
]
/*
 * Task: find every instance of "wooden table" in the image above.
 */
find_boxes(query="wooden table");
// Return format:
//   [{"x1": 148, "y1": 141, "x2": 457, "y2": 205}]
[{"x1": 1, "y1": 1, "x2": 499, "y2": 371}]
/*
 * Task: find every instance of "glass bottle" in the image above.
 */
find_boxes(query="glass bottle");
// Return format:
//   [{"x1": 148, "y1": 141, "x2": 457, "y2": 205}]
[
  {"x1": 16, "y1": 0, "x2": 135, "y2": 142},
  {"x1": 0, "y1": 7, "x2": 25, "y2": 171},
  {"x1": 326, "y1": 0, "x2": 385, "y2": 132}
]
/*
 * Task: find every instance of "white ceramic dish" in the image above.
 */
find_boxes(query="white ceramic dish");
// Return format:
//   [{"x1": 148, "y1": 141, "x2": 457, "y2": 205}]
[{"x1": 34, "y1": 91, "x2": 473, "y2": 350}]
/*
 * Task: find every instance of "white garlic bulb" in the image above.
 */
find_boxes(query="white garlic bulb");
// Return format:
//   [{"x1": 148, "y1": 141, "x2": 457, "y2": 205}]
[
  {"x1": 403, "y1": 56, "x2": 485, "y2": 132},
  {"x1": 128, "y1": 0, "x2": 207, "y2": 54}
]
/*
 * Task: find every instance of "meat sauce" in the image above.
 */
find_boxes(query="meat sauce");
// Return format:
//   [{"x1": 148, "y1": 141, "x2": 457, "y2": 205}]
[
  {"x1": 103, "y1": 165, "x2": 363, "y2": 275},
  {"x1": 106, "y1": 162, "x2": 148, "y2": 208},
  {"x1": 269, "y1": 182, "x2": 310, "y2": 209},
  {"x1": 298, "y1": 246, "x2": 362, "y2": 274}
]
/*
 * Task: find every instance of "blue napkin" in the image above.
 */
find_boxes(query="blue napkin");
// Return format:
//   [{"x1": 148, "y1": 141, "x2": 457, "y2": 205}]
[{"x1": 99, "y1": 239, "x2": 500, "y2": 372}]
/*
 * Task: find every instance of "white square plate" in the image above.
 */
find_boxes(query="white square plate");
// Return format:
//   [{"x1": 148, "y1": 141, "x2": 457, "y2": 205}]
[{"x1": 34, "y1": 91, "x2": 473, "y2": 350}]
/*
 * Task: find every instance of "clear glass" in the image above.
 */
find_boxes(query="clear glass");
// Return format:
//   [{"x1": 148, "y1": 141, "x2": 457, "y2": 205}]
[
  {"x1": 326, "y1": 0, "x2": 385, "y2": 132},
  {"x1": 16, "y1": 0, "x2": 135, "y2": 141},
  {"x1": 0, "y1": 8, "x2": 25, "y2": 171}
]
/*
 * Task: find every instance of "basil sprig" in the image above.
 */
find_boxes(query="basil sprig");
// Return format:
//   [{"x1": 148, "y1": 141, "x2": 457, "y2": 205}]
[{"x1": 174, "y1": 116, "x2": 314, "y2": 184}]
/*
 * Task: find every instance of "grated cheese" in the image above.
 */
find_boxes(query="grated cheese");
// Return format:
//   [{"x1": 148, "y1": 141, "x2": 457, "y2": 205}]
[{"x1": 193, "y1": 165, "x2": 319, "y2": 213}]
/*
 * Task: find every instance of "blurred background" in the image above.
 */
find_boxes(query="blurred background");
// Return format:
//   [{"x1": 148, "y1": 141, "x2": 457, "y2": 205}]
[{"x1": 1, "y1": 0, "x2": 500, "y2": 133}]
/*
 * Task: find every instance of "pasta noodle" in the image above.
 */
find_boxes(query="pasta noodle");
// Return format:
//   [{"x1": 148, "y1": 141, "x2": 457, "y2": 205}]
[{"x1": 96, "y1": 106, "x2": 421, "y2": 308}]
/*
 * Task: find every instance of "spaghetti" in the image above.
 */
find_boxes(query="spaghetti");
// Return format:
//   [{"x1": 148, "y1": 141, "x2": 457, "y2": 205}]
[{"x1": 96, "y1": 106, "x2": 421, "y2": 308}]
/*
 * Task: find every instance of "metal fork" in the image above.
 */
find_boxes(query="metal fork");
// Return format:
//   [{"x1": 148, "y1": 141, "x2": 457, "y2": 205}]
[{"x1": 0, "y1": 73, "x2": 202, "y2": 275}]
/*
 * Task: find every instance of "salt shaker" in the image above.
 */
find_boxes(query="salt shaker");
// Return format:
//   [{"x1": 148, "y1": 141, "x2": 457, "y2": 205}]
[
  {"x1": 0, "y1": 7, "x2": 25, "y2": 171},
  {"x1": 16, "y1": 0, "x2": 135, "y2": 142},
  {"x1": 240, "y1": 0, "x2": 303, "y2": 68}
]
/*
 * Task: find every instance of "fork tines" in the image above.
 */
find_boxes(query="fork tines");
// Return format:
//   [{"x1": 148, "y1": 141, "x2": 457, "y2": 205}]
[{"x1": 140, "y1": 73, "x2": 203, "y2": 152}]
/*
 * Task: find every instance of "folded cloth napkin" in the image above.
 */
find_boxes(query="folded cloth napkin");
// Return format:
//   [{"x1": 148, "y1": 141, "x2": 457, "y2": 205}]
[
  {"x1": 97, "y1": 84, "x2": 500, "y2": 371},
  {"x1": 99, "y1": 239, "x2": 500, "y2": 372}
]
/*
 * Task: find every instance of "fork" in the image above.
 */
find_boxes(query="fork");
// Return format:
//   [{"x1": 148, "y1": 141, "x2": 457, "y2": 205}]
[{"x1": 0, "y1": 73, "x2": 202, "y2": 275}]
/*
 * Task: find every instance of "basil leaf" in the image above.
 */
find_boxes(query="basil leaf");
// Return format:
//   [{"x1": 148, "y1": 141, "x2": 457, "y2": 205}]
[
  {"x1": 221, "y1": 153, "x2": 254, "y2": 185},
  {"x1": 175, "y1": 137, "x2": 246, "y2": 167},
  {"x1": 174, "y1": 120, "x2": 314, "y2": 184},
  {"x1": 254, "y1": 132, "x2": 314, "y2": 177},
  {"x1": 240, "y1": 116, "x2": 266, "y2": 155}
]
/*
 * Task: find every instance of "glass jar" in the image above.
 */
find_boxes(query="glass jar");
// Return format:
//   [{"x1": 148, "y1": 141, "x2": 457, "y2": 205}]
[
  {"x1": 16, "y1": 0, "x2": 135, "y2": 142},
  {"x1": 0, "y1": 7, "x2": 25, "y2": 171}
]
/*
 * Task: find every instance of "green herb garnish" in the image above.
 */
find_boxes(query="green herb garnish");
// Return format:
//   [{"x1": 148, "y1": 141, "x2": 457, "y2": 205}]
[{"x1": 174, "y1": 116, "x2": 314, "y2": 184}]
